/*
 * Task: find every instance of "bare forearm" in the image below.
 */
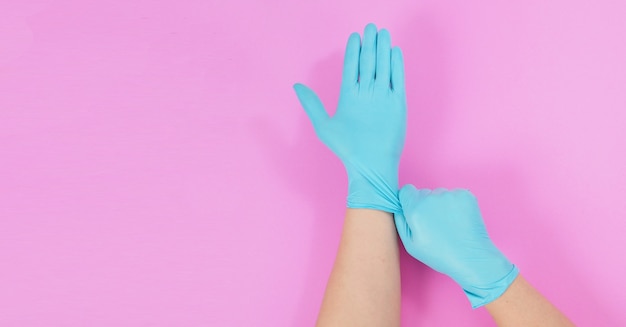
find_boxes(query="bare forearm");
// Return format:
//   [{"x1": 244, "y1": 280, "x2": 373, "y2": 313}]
[
  {"x1": 486, "y1": 275, "x2": 574, "y2": 326},
  {"x1": 316, "y1": 209, "x2": 401, "y2": 327}
]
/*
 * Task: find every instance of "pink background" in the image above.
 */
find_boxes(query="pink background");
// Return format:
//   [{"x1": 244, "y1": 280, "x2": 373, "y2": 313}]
[{"x1": 1, "y1": 0, "x2": 625, "y2": 326}]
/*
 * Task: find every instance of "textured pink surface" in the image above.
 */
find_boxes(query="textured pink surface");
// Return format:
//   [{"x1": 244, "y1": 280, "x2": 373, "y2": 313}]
[{"x1": 1, "y1": 0, "x2": 625, "y2": 326}]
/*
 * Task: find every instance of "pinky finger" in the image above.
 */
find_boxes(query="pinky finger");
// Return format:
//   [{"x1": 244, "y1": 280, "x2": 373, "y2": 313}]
[{"x1": 391, "y1": 46, "x2": 405, "y2": 93}]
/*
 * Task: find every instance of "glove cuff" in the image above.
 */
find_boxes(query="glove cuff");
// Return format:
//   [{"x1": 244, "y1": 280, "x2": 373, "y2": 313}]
[
  {"x1": 463, "y1": 265, "x2": 520, "y2": 309},
  {"x1": 346, "y1": 170, "x2": 401, "y2": 214}
]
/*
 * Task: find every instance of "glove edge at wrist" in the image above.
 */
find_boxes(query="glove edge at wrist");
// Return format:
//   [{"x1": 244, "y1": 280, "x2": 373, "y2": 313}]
[
  {"x1": 464, "y1": 265, "x2": 520, "y2": 309},
  {"x1": 346, "y1": 201, "x2": 401, "y2": 214},
  {"x1": 346, "y1": 171, "x2": 401, "y2": 214}
]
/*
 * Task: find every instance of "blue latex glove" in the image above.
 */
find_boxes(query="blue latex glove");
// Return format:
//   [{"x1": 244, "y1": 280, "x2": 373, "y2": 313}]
[
  {"x1": 395, "y1": 184, "x2": 519, "y2": 308},
  {"x1": 293, "y1": 23, "x2": 407, "y2": 213}
]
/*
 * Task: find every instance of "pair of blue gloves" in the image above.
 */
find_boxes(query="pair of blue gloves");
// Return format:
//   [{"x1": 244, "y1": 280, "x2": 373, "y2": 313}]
[{"x1": 294, "y1": 24, "x2": 519, "y2": 308}]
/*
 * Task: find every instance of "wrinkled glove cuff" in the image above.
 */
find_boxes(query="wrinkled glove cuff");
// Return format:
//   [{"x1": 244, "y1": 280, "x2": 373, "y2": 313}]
[
  {"x1": 463, "y1": 265, "x2": 520, "y2": 309},
  {"x1": 346, "y1": 174, "x2": 401, "y2": 214}
]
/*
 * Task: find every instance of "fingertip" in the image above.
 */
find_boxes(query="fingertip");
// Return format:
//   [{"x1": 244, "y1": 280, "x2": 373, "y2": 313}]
[
  {"x1": 399, "y1": 184, "x2": 418, "y2": 201},
  {"x1": 419, "y1": 189, "x2": 432, "y2": 196},
  {"x1": 293, "y1": 83, "x2": 308, "y2": 97},
  {"x1": 392, "y1": 46, "x2": 404, "y2": 60},
  {"x1": 433, "y1": 187, "x2": 448, "y2": 195},
  {"x1": 292, "y1": 83, "x2": 329, "y2": 127},
  {"x1": 401, "y1": 184, "x2": 417, "y2": 192},
  {"x1": 365, "y1": 22, "x2": 377, "y2": 33},
  {"x1": 347, "y1": 32, "x2": 361, "y2": 50},
  {"x1": 460, "y1": 189, "x2": 477, "y2": 200},
  {"x1": 363, "y1": 23, "x2": 377, "y2": 43},
  {"x1": 292, "y1": 83, "x2": 314, "y2": 103},
  {"x1": 349, "y1": 32, "x2": 361, "y2": 42},
  {"x1": 378, "y1": 28, "x2": 391, "y2": 42}
]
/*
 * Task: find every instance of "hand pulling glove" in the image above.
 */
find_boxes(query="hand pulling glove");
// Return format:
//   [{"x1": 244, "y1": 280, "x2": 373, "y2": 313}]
[{"x1": 395, "y1": 185, "x2": 520, "y2": 308}]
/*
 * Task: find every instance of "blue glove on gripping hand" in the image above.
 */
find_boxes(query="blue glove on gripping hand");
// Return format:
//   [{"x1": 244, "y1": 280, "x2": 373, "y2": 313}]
[
  {"x1": 395, "y1": 185, "x2": 519, "y2": 308},
  {"x1": 293, "y1": 24, "x2": 407, "y2": 213}
]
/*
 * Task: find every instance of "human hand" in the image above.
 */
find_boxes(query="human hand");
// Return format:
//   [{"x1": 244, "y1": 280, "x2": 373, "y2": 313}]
[
  {"x1": 394, "y1": 184, "x2": 519, "y2": 308},
  {"x1": 293, "y1": 23, "x2": 407, "y2": 213}
]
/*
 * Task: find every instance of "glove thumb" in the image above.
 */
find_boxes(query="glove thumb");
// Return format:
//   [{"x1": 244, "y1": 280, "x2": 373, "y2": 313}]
[
  {"x1": 394, "y1": 211, "x2": 413, "y2": 247},
  {"x1": 293, "y1": 83, "x2": 329, "y2": 130},
  {"x1": 395, "y1": 184, "x2": 421, "y2": 253}
]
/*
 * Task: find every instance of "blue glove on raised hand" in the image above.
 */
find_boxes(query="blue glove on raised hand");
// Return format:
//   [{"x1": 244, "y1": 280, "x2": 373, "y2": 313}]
[
  {"x1": 395, "y1": 185, "x2": 519, "y2": 308},
  {"x1": 293, "y1": 23, "x2": 407, "y2": 213}
]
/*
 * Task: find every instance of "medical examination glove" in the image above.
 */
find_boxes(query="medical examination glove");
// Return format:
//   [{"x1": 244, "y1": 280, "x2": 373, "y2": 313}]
[
  {"x1": 394, "y1": 184, "x2": 519, "y2": 308},
  {"x1": 293, "y1": 23, "x2": 407, "y2": 213}
]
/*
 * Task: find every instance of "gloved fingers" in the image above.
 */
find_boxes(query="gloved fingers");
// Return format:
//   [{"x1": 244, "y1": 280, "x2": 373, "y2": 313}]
[
  {"x1": 391, "y1": 46, "x2": 406, "y2": 94},
  {"x1": 399, "y1": 184, "x2": 420, "y2": 205},
  {"x1": 419, "y1": 189, "x2": 432, "y2": 196},
  {"x1": 432, "y1": 187, "x2": 448, "y2": 195},
  {"x1": 359, "y1": 23, "x2": 377, "y2": 90},
  {"x1": 341, "y1": 32, "x2": 361, "y2": 89},
  {"x1": 293, "y1": 83, "x2": 329, "y2": 129},
  {"x1": 375, "y1": 28, "x2": 391, "y2": 91},
  {"x1": 451, "y1": 188, "x2": 473, "y2": 197},
  {"x1": 399, "y1": 184, "x2": 431, "y2": 216}
]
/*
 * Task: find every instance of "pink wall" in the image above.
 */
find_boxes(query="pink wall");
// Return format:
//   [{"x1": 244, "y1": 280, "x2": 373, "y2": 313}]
[{"x1": 1, "y1": 0, "x2": 625, "y2": 325}]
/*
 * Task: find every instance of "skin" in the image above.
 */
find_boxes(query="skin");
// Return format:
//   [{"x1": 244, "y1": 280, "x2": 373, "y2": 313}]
[
  {"x1": 486, "y1": 275, "x2": 575, "y2": 326},
  {"x1": 316, "y1": 209, "x2": 400, "y2": 327}
]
